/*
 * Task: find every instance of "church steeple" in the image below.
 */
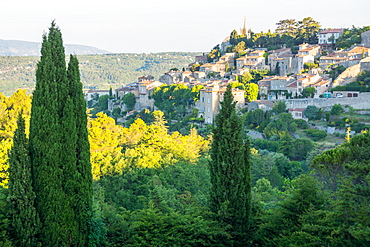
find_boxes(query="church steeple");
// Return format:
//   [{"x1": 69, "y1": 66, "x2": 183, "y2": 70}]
[
  {"x1": 240, "y1": 16, "x2": 251, "y2": 39},
  {"x1": 240, "y1": 16, "x2": 247, "y2": 36}
]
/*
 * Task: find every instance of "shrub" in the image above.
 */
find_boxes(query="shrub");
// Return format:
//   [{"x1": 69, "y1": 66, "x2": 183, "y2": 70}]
[
  {"x1": 304, "y1": 105, "x2": 319, "y2": 120},
  {"x1": 304, "y1": 128, "x2": 327, "y2": 141},
  {"x1": 293, "y1": 119, "x2": 309, "y2": 129},
  {"x1": 330, "y1": 104, "x2": 344, "y2": 115},
  {"x1": 252, "y1": 139, "x2": 279, "y2": 152}
]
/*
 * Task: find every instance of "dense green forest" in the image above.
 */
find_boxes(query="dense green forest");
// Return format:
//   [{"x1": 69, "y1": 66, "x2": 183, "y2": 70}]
[
  {"x1": 2, "y1": 88, "x2": 370, "y2": 246},
  {"x1": 0, "y1": 52, "x2": 201, "y2": 96}
]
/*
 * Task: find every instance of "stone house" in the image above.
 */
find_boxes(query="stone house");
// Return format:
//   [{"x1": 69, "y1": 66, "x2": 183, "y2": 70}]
[
  {"x1": 235, "y1": 50, "x2": 266, "y2": 70},
  {"x1": 269, "y1": 76, "x2": 294, "y2": 99},
  {"x1": 289, "y1": 108, "x2": 305, "y2": 119},
  {"x1": 298, "y1": 44, "x2": 321, "y2": 57},
  {"x1": 318, "y1": 28, "x2": 344, "y2": 45},
  {"x1": 195, "y1": 55, "x2": 208, "y2": 64},
  {"x1": 216, "y1": 60, "x2": 227, "y2": 75},
  {"x1": 220, "y1": 36, "x2": 232, "y2": 53},
  {"x1": 257, "y1": 76, "x2": 294, "y2": 99},
  {"x1": 236, "y1": 56, "x2": 247, "y2": 69},
  {"x1": 248, "y1": 100, "x2": 275, "y2": 112},
  {"x1": 136, "y1": 80, "x2": 163, "y2": 110},
  {"x1": 138, "y1": 75, "x2": 155, "y2": 82},
  {"x1": 85, "y1": 89, "x2": 110, "y2": 101},
  {"x1": 311, "y1": 78, "x2": 331, "y2": 97},
  {"x1": 287, "y1": 74, "x2": 327, "y2": 97},
  {"x1": 268, "y1": 47, "x2": 292, "y2": 62},
  {"x1": 269, "y1": 54, "x2": 294, "y2": 76},
  {"x1": 319, "y1": 55, "x2": 350, "y2": 69},
  {"x1": 181, "y1": 71, "x2": 193, "y2": 81},
  {"x1": 218, "y1": 87, "x2": 245, "y2": 107},
  {"x1": 193, "y1": 71, "x2": 206, "y2": 80},
  {"x1": 199, "y1": 63, "x2": 218, "y2": 74},
  {"x1": 258, "y1": 78, "x2": 272, "y2": 99},
  {"x1": 347, "y1": 46, "x2": 370, "y2": 59},
  {"x1": 269, "y1": 47, "x2": 292, "y2": 56},
  {"x1": 115, "y1": 85, "x2": 138, "y2": 99},
  {"x1": 331, "y1": 90, "x2": 360, "y2": 98},
  {"x1": 300, "y1": 73, "x2": 322, "y2": 86},
  {"x1": 234, "y1": 68, "x2": 250, "y2": 77},
  {"x1": 159, "y1": 70, "x2": 182, "y2": 85},
  {"x1": 244, "y1": 55, "x2": 265, "y2": 70},
  {"x1": 183, "y1": 75, "x2": 196, "y2": 83},
  {"x1": 286, "y1": 80, "x2": 303, "y2": 97},
  {"x1": 249, "y1": 50, "x2": 265, "y2": 57},
  {"x1": 219, "y1": 53, "x2": 236, "y2": 67},
  {"x1": 195, "y1": 83, "x2": 245, "y2": 124},
  {"x1": 319, "y1": 46, "x2": 370, "y2": 69},
  {"x1": 295, "y1": 54, "x2": 315, "y2": 74},
  {"x1": 268, "y1": 44, "x2": 319, "y2": 75}
]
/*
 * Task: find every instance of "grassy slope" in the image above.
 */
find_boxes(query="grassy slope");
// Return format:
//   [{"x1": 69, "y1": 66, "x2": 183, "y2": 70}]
[{"x1": 0, "y1": 52, "x2": 201, "y2": 96}]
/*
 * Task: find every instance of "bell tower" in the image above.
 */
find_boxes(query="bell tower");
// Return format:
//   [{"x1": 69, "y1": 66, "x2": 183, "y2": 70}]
[
  {"x1": 240, "y1": 16, "x2": 247, "y2": 36},
  {"x1": 240, "y1": 16, "x2": 251, "y2": 39}
]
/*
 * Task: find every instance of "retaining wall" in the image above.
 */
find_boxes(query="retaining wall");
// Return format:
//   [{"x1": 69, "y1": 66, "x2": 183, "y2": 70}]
[{"x1": 271, "y1": 92, "x2": 370, "y2": 110}]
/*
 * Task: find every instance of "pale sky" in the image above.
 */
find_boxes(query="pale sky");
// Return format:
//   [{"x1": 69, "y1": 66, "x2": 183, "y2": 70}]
[{"x1": 1, "y1": 0, "x2": 369, "y2": 53}]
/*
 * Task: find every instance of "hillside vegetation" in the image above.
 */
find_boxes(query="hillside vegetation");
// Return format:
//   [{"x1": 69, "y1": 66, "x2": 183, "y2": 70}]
[
  {"x1": 0, "y1": 52, "x2": 201, "y2": 95},
  {"x1": 0, "y1": 39, "x2": 109, "y2": 56}
]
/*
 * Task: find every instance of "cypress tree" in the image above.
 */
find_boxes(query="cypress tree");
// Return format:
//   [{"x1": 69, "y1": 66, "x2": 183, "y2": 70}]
[
  {"x1": 209, "y1": 85, "x2": 251, "y2": 242},
  {"x1": 29, "y1": 22, "x2": 92, "y2": 246},
  {"x1": 8, "y1": 115, "x2": 40, "y2": 246},
  {"x1": 67, "y1": 54, "x2": 93, "y2": 243}
]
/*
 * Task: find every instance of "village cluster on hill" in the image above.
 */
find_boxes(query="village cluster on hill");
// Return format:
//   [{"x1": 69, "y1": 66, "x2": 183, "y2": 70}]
[{"x1": 86, "y1": 27, "x2": 370, "y2": 124}]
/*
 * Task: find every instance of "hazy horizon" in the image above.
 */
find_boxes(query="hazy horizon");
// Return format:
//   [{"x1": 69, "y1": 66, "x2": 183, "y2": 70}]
[{"x1": 1, "y1": 0, "x2": 369, "y2": 53}]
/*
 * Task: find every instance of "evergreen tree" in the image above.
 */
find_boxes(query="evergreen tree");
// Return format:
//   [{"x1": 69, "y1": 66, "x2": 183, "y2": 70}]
[
  {"x1": 29, "y1": 22, "x2": 92, "y2": 246},
  {"x1": 8, "y1": 115, "x2": 40, "y2": 246},
  {"x1": 312, "y1": 132, "x2": 370, "y2": 245},
  {"x1": 67, "y1": 54, "x2": 93, "y2": 243},
  {"x1": 109, "y1": 86, "x2": 113, "y2": 98},
  {"x1": 209, "y1": 85, "x2": 251, "y2": 242}
]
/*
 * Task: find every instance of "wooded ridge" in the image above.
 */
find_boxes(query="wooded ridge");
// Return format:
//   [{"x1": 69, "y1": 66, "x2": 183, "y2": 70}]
[{"x1": 0, "y1": 52, "x2": 201, "y2": 96}]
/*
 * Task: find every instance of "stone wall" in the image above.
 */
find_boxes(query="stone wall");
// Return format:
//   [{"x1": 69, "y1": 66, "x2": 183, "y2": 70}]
[
  {"x1": 361, "y1": 30, "x2": 370, "y2": 46},
  {"x1": 332, "y1": 57, "x2": 370, "y2": 87},
  {"x1": 333, "y1": 63, "x2": 361, "y2": 87},
  {"x1": 271, "y1": 92, "x2": 370, "y2": 110},
  {"x1": 360, "y1": 57, "x2": 370, "y2": 71}
]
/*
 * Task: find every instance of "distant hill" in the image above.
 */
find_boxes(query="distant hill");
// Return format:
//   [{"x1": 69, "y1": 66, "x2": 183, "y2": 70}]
[
  {"x1": 0, "y1": 52, "x2": 201, "y2": 96},
  {"x1": 0, "y1": 39, "x2": 110, "y2": 56}
]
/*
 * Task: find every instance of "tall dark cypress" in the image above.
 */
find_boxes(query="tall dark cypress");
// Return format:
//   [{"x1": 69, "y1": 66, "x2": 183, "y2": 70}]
[
  {"x1": 29, "y1": 22, "x2": 92, "y2": 246},
  {"x1": 209, "y1": 85, "x2": 251, "y2": 241},
  {"x1": 8, "y1": 115, "x2": 40, "y2": 247},
  {"x1": 67, "y1": 54, "x2": 93, "y2": 243}
]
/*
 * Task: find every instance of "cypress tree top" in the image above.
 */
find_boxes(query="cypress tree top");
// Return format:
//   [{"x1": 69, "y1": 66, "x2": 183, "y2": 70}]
[{"x1": 29, "y1": 22, "x2": 92, "y2": 246}]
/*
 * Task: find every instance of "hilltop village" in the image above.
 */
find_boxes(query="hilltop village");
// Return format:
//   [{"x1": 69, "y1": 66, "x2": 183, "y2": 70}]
[
  {"x1": 86, "y1": 23, "x2": 370, "y2": 126},
  {"x1": 3, "y1": 20, "x2": 370, "y2": 247}
]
